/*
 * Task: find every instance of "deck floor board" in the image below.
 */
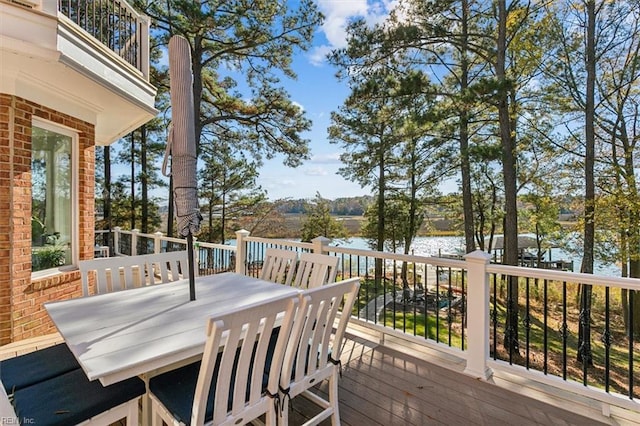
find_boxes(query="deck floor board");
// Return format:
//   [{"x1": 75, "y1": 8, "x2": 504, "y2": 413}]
[{"x1": 292, "y1": 334, "x2": 610, "y2": 426}]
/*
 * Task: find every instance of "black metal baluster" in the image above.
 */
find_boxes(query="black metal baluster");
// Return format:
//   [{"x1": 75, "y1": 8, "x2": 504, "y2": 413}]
[
  {"x1": 90, "y1": 0, "x2": 96, "y2": 40},
  {"x1": 629, "y1": 290, "x2": 634, "y2": 399},
  {"x1": 412, "y1": 262, "x2": 417, "y2": 336},
  {"x1": 461, "y1": 268, "x2": 466, "y2": 350},
  {"x1": 544, "y1": 279, "x2": 548, "y2": 374},
  {"x1": 392, "y1": 259, "x2": 398, "y2": 331},
  {"x1": 424, "y1": 262, "x2": 430, "y2": 340},
  {"x1": 447, "y1": 267, "x2": 453, "y2": 347},
  {"x1": 601, "y1": 286, "x2": 611, "y2": 393},
  {"x1": 117, "y1": 1, "x2": 122, "y2": 55},
  {"x1": 562, "y1": 281, "x2": 568, "y2": 380},
  {"x1": 99, "y1": 0, "x2": 104, "y2": 47},
  {"x1": 505, "y1": 274, "x2": 517, "y2": 365},
  {"x1": 524, "y1": 277, "x2": 531, "y2": 370},
  {"x1": 435, "y1": 268, "x2": 440, "y2": 344},
  {"x1": 491, "y1": 272, "x2": 497, "y2": 360}
]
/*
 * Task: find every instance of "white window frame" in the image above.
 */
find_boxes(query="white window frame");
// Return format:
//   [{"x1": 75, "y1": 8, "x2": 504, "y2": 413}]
[{"x1": 31, "y1": 118, "x2": 79, "y2": 278}]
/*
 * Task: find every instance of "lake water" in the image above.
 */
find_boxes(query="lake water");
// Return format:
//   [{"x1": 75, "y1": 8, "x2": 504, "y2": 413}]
[{"x1": 336, "y1": 236, "x2": 621, "y2": 278}]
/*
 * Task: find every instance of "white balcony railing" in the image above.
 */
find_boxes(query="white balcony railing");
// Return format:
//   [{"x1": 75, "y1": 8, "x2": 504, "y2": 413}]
[
  {"x1": 57, "y1": 0, "x2": 150, "y2": 77},
  {"x1": 99, "y1": 227, "x2": 640, "y2": 417}
]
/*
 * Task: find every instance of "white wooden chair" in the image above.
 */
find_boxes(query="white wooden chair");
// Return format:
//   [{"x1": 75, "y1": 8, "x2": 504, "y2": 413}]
[
  {"x1": 292, "y1": 252, "x2": 340, "y2": 289},
  {"x1": 260, "y1": 248, "x2": 298, "y2": 286},
  {"x1": 79, "y1": 250, "x2": 191, "y2": 296},
  {"x1": 279, "y1": 277, "x2": 361, "y2": 425},
  {"x1": 148, "y1": 293, "x2": 299, "y2": 426}
]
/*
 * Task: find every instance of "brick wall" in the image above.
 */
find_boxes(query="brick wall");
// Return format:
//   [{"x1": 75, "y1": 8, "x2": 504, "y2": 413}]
[{"x1": 0, "y1": 94, "x2": 95, "y2": 345}]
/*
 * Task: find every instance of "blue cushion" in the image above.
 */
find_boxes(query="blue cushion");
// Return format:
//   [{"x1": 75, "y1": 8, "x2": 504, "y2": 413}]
[
  {"x1": 150, "y1": 361, "x2": 209, "y2": 425},
  {"x1": 1, "y1": 344, "x2": 80, "y2": 394},
  {"x1": 150, "y1": 334, "x2": 278, "y2": 426},
  {"x1": 11, "y1": 369, "x2": 145, "y2": 426}
]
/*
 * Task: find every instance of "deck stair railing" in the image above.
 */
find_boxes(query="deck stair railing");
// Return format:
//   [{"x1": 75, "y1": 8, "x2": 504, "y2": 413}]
[{"x1": 99, "y1": 227, "x2": 640, "y2": 417}]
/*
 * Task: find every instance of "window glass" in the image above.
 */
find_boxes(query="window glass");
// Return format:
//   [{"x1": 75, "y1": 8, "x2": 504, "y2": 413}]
[{"x1": 31, "y1": 126, "x2": 73, "y2": 272}]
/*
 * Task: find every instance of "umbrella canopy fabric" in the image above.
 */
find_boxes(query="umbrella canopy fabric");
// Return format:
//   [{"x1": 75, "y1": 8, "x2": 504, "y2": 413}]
[{"x1": 166, "y1": 35, "x2": 201, "y2": 237}]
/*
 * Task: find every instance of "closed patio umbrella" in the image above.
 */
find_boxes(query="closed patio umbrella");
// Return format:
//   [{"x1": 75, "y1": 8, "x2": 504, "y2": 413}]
[{"x1": 164, "y1": 35, "x2": 201, "y2": 300}]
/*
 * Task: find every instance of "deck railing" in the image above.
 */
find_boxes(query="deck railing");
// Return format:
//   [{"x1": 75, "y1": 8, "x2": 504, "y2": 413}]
[
  {"x1": 57, "y1": 0, "x2": 150, "y2": 76},
  {"x1": 99, "y1": 227, "x2": 640, "y2": 413}
]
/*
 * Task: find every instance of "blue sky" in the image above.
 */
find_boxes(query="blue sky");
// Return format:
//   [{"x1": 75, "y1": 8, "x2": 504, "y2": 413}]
[
  {"x1": 115, "y1": 1, "x2": 405, "y2": 202},
  {"x1": 257, "y1": 0, "x2": 401, "y2": 201}
]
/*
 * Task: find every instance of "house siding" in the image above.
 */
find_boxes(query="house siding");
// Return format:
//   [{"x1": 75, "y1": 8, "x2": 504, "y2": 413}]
[{"x1": 0, "y1": 94, "x2": 95, "y2": 345}]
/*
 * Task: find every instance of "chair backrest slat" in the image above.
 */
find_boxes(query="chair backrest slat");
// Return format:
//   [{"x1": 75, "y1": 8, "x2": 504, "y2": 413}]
[
  {"x1": 292, "y1": 252, "x2": 339, "y2": 289},
  {"x1": 260, "y1": 248, "x2": 298, "y2": 286},
  {"x1": 282, "y1": 277, "x2": 360, "y2": 389},
  {"x1": 79, "y1": 250, "x2": 192, "y2": 296}
]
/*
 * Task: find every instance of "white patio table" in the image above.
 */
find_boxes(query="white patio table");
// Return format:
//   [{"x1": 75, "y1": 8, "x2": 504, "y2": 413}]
[
  {"x1": 46, "y1": 272, "x2": 300, "y2": 423},
  {"x1": 45, "y1": 272, "x2": 300, "y2": 387}
]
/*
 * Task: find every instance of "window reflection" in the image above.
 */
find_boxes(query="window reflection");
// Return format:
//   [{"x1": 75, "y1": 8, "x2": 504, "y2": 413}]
[{"x1": 31, "y1": 126, "x2": 72, "y2": 272}]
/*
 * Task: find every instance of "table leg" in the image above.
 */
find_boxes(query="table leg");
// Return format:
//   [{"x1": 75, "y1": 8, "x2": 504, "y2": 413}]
[{"x1": 141, "y1": 373, "x2": 152, "y2": 425}]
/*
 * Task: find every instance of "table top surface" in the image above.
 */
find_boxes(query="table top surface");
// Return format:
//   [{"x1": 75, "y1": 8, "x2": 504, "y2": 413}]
[{"x1": 45, "y1": 272, "x2": 300, "y2": 385}]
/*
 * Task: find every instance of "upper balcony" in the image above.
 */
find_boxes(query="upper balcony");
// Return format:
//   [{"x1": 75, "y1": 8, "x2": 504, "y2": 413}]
[{"x1": 0, "y1": 0, "x2": 157, "y2": 144}]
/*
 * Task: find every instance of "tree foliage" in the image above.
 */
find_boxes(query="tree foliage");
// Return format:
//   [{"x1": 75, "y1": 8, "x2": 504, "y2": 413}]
[{"x1": 300, "y1": 193, "x2": 348, "y2": 242}]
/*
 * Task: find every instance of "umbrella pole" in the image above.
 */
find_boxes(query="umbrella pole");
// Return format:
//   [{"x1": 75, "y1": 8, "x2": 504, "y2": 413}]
[{"x1": 187, "y1": 232, "x2": 196, "y2": 301}]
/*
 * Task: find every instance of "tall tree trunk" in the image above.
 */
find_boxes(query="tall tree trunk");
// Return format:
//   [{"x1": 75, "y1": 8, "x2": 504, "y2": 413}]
[
  {"x1": 221, "y1": 173, "x2": 227, "y2": 244},
  {"x1": 627, "y1": 173, "x2": 640, "y2": 335},
  {"x1": 103, "y1": 146, "x2": 112, "y2": 249},
  {"x1": 375, "y1": 139, "x2": 386, "y2": 286},
  {"x1": 460, "y1": 0, "x2": 475, "y2": 254},
  {"x1": 140, "y1": 125, "x2": 149, "y2": 234},
  {"x1": 578, "y1": 0, "x2": 596, "y2": 366},
  {"x1": 130, "y1": 131, "x2": 136, "y2": 231},
  {"x1": 496, "y1": 0, "x2": 519, "y2": 355}
]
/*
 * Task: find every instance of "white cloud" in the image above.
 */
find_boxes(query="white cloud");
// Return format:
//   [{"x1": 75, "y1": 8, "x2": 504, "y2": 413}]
[
  {"x1": 308, "y1": 45, "x2": 333, "y2": 66},
  {"x1": 310, "y1": 153, "x2": 341, "y2": 164},
  {"x1": 317, "y1": 0, "x2": 369, "y2": 48},
  {"x1": 310, "y1": 0, "x2": 400, "y2": 66},
  {"x1": 305, "y1": 166, "x2": 329, "y2": 176}
]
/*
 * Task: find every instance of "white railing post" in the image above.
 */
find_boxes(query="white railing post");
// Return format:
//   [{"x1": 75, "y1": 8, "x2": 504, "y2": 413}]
[
  {"x1": 463, "y1": 249, "x2": 493, "y2": 380},
  {"x1": 113, "y1": 226, "x2": 121, "y2": 256},
  {"x1": 131, "y1": 229, "x2": 139, "y2": 256},
  {"x1": 311, "y1": 236, "x2": 331, "y2": 254},
  {"x1": 235, "y1": 229, "x2": 250, "y2": 275},
  {"x1": 154, "y1": 231, "x2": 163, "y2": 253},
  {"x1": 139, "y1": 15, "x2": 151, "y2": 79}
]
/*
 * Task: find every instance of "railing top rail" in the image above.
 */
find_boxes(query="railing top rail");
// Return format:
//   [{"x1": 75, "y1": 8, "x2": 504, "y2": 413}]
[
  {"x1": 244, "y1": 236, "x2": 313, "y2": 250},
  {"x1": 488, "y1": 263, "x2": 640, "y2": 289},
  {"x1": 197, "y1": 241, "x2": 236, "y2": 251},
  {"x1": 328, "y1": 245, "x2": 468, "y2": 268},
  {"x1": 57, "y1": 0, "x2": 146, "y2": 20}
]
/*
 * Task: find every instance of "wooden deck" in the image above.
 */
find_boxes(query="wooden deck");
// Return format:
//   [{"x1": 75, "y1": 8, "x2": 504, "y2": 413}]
[
  {"x1": 0, "y1": 330, "x2": 628, "y2": 425},
  {"x1": 291, "y1": 329, "x2": 614, "y2": 426}
]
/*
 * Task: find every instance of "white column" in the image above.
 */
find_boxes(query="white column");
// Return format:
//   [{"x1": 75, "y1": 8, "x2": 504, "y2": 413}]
[
  {"x1": 311, "y1": 236, "x2": 331, "y2": 254},
  {"x1": 139, "y1": 15, "x2": 151, "y2": 79},
  {"x1": 154, "y1": 231, "x2": 163, "y2": 253},
  {"x1": 113, "y1": 227, "x2": 121, "y2": 256},
  {"x1": 235, "y1": 229, "x2": 250, "y2": 275},
  {"x1": 463, "y1": 249, "x2": 493, "y2": 380},
  {"x1": 131, "y1": 229, "x2": 139, "y2": 256}
]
